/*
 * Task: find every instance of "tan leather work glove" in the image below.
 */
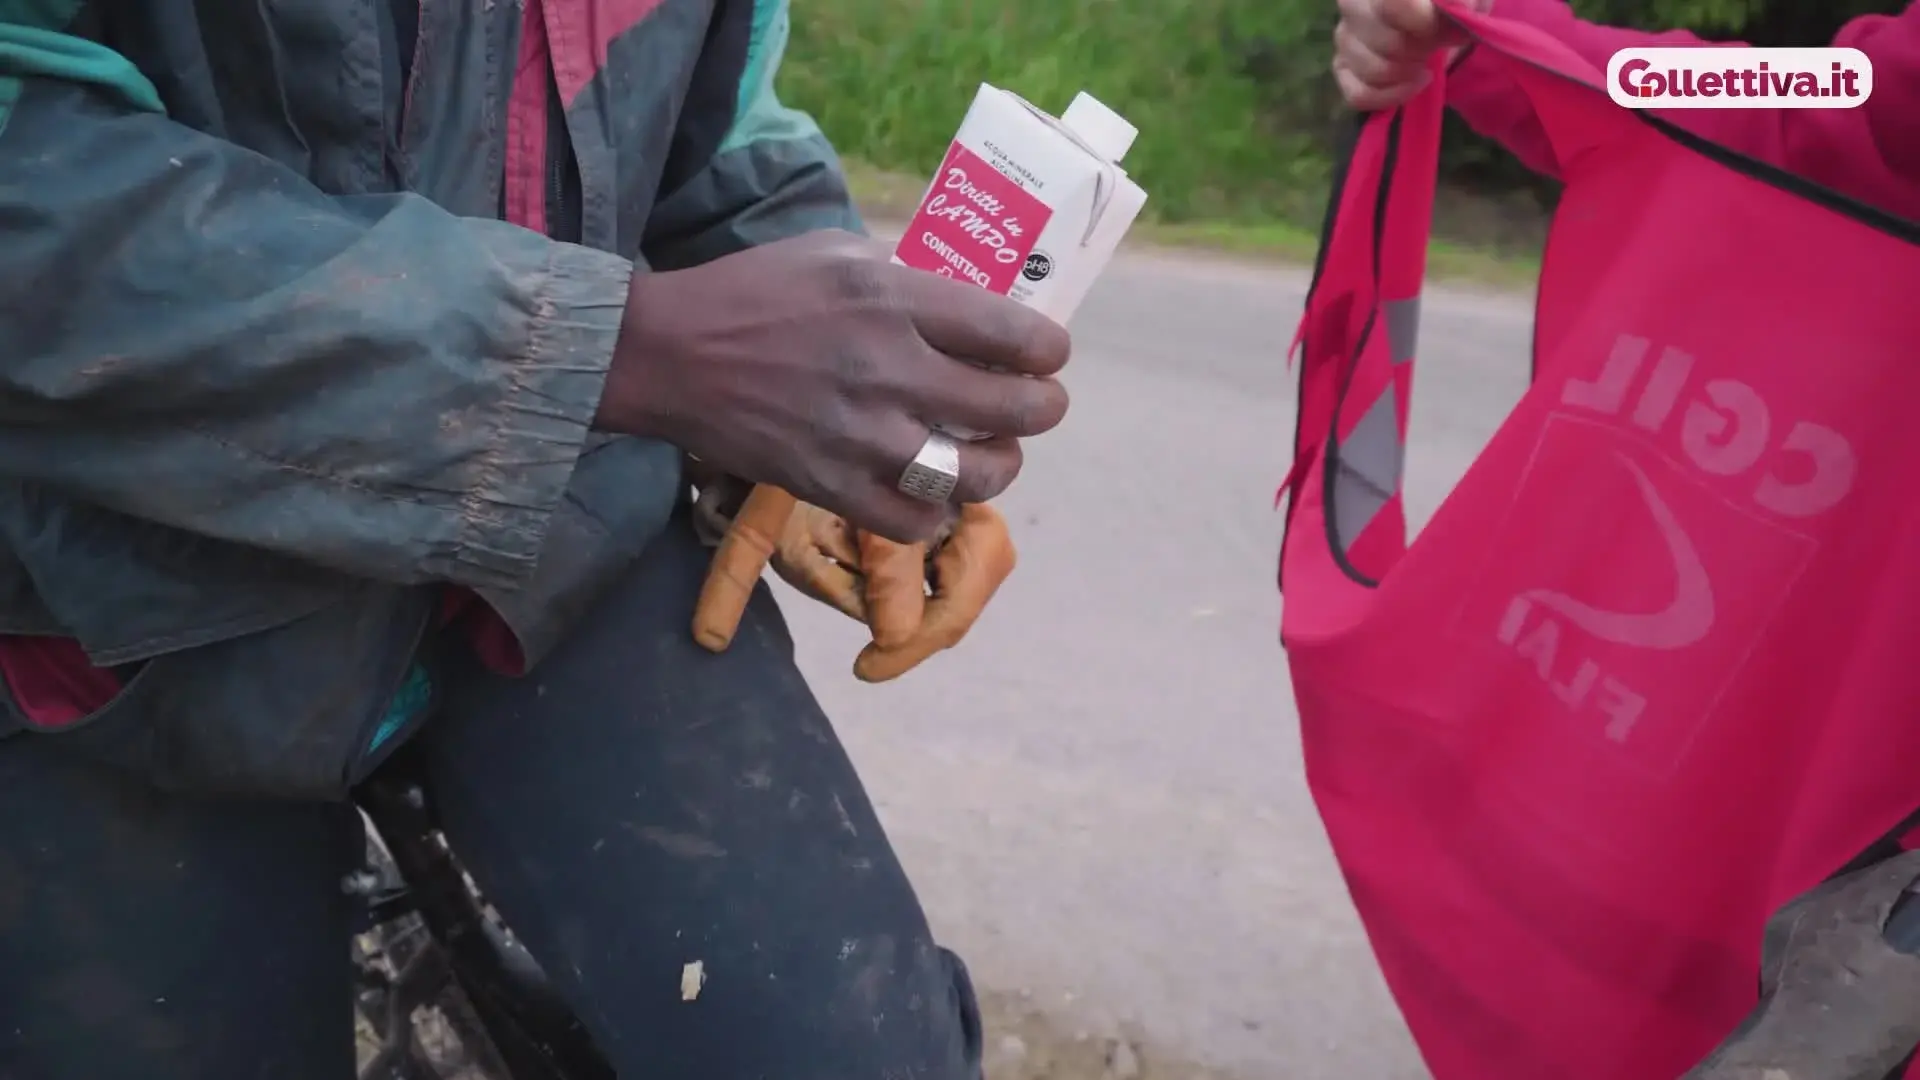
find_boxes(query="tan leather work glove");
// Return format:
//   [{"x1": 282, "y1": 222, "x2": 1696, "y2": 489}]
[
  {"x1": 691, "y1": 483, "x2": 1015, "y2": 681},
  {"x1": 844, "y1": 504, "x2": 1015, "y2": 682}
]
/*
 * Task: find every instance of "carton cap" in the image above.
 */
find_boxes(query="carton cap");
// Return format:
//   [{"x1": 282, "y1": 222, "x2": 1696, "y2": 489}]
[{"x1": 1061, "y1": 92, "x2": 1137, "y2": 163}]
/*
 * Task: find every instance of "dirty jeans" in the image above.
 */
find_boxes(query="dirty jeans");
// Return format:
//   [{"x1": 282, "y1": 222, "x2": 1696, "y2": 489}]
[{"x1": 0, "y1": 516, "x2": 984, "y2": 1080}]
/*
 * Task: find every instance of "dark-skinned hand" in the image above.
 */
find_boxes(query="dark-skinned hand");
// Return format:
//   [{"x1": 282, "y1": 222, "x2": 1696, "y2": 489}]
[{"x1": 596, "y1": 230, "x2": 1072, "y2": 544}]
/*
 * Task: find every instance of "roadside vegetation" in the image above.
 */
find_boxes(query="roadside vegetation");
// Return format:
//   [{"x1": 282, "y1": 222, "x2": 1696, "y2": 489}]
[{"x1": 778, "y1": 0, "x2": 1900, "y2": 282}]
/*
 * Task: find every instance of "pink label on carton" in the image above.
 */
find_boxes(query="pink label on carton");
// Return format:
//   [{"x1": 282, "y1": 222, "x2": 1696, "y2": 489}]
[{"x1": 894, "y1": 142, "x2": 1053, "y2": 295}]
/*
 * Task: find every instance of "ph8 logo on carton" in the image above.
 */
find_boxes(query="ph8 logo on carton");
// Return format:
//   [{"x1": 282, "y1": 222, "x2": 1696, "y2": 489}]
[{"x1": 895, "y1": 143, "x2": 1053, "y2": 295}]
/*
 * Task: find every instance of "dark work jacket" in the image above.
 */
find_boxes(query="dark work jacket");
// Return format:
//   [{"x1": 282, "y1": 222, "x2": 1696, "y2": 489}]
[{"x1": 0, "y1": 0, "x2": 861, "y2": 796}]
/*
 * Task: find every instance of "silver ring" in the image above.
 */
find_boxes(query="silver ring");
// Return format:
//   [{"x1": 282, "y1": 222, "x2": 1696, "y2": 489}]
[{"x1": 897, "y1": 430, "x2": 962, "y2": 503}]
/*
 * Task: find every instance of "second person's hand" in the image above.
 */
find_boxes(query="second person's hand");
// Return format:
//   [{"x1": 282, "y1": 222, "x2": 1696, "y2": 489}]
[
  {"x1": 1333, "y1": 0, "x2": 1488, "y2": 110},
  {"x1": 595, "y1": 230, "x2": 1072, "y2": 544}
]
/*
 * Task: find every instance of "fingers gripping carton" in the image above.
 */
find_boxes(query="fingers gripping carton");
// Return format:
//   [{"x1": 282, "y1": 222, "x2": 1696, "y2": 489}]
[{"x1": 892, "y1": 86, "x2": 1148, "y2": 326}]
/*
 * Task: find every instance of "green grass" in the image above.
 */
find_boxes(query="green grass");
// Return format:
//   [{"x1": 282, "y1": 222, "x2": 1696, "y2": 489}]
[
  {"x1": 780, "y1": 0, "x2": 1539, "y2": 287},
  {"x1": 778, "y1": 0, "x2": 1336, "y2": 225}
]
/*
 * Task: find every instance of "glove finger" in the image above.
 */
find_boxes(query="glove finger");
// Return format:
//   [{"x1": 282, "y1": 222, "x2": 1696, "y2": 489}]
[
  {"x1": 859, "y1": 531, "x2": 928, "y2": 650},
  {"x1": 692, "y1": 485, "x2": 797, "y2": 652},
  {"x1": 770, "y1": 503, "x2": 867, "y2": 623},
  {"x1": 853, "y1": 633, "x2": 943, "y2": 683},
  {"x1": 854, "y1": 505, "x2": 1016, "y2": 683},
  {"x1": 768, "y1": 552, "x2": 861, "y2": 621},
  {"x1": 920, "y1": 502, "x2": 1017, "y2": 647},
  {"x1": 784, "y1": 545, "x2": 869, "y2": 622},
  {"x1": 806, "y1": 508, "x2": 863, "y2": 567}
]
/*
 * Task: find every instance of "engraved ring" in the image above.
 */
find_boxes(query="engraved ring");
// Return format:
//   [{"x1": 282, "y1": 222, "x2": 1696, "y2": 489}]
[{"x1": 897, "y1": 430, "x2": 962, "y2": 504}]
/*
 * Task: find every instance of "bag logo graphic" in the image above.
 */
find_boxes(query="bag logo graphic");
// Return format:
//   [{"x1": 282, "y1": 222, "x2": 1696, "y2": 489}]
[
  {"x1": 1459, "y1": 333, "x2": 1848, "y2": 771},
  {"x1": 1022, "y1": 251, "x2": 1053, "y2": 282},
  {"x1": 1509, "y1": 453, "x2": 1713, "y2": 651}
]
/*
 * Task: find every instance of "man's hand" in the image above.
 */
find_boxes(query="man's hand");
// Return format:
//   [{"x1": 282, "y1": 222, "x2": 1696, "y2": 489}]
[
  {"x1": 1333, "y1": 0, "x2": 1488, "y2": 110},
  {"x1": 596, "y1": 230, "x2": 1071, "y2": 545}
]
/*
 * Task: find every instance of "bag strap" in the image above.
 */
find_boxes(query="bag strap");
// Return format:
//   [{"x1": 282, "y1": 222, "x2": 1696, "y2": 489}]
[
  {"x1": 1281, "y1": 65, "x2": 1443, "y2": 588},
  {"x1": 1281, "y1": 0, "x2": 1659, "y2": 589}
]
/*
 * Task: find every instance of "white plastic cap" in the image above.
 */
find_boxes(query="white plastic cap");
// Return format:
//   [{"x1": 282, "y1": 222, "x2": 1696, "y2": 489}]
[{"x1": 1060, "y1": 92, "x2": 1137, "y2": 163}]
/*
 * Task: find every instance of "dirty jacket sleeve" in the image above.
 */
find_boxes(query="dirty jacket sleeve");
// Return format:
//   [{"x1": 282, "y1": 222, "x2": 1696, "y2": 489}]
[
  {"x1": 1449, "y1": 0, "x2": 1920, "y2": 218},
  {"x1": 0, "y1": 23, "x2": 634, "y2": 592},
  {"x1": 639, "y1": 0, "x2": 863, "y2": 270}
]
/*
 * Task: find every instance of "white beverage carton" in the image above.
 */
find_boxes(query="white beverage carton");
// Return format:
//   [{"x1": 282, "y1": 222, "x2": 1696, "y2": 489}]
[{"x1": 892, "y1": 86, "x2": 1148, "y2": 325}]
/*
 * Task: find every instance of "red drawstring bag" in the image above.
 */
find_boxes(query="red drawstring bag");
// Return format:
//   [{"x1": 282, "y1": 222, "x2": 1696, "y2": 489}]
[{"x1": 1279, "y1": 6, "x2": 1920, "y2": 1079}]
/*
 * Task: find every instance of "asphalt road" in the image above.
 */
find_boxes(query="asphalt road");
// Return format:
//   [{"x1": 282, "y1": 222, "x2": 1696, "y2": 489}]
[{"x1": 775, "y1": 243, "x2": 1539, "y2": 1079}]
